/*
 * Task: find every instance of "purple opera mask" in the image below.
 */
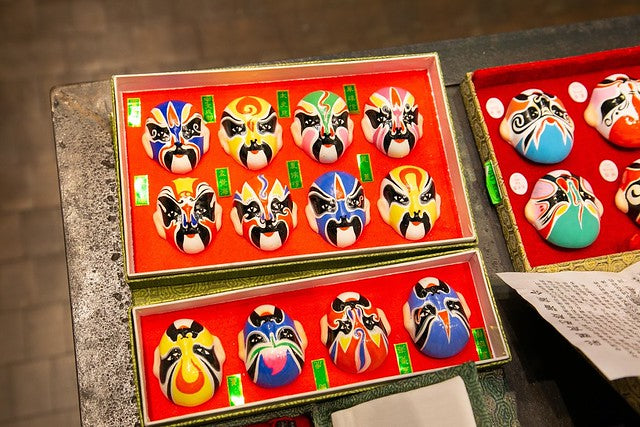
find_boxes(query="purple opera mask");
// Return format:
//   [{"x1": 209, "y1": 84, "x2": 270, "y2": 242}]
[
  {"x1": 290, "y1": 90, "x2": 354, "y2": 163},
  {"x1": 499, "y1": 89, "x2": 574, "y2": 164},
  {"x1": 403, "y1": 277, "x2": 470, "y2": 359},
  {"x1": 377, "y1": 165, "x2": 440, "y2": 240},
  {"x1": 231, "y1": 175, "x2": 298, "y2": 251},
  {"x1": 361, "y1": 87, "x2": 424, "y2": 158},
  {"x1": 218, "y1": 96, "x2": 283, "y2": 170},
  {"x1": 306, "y1": 171, "x2": 370, "y2": 248},
  {"x1": 153, "y1": 319, "x2": 225, "y2": 407},
  {"x1": 320, "y1": 292, "x2": 390, "y2": 374},
  {"x1": 584, "y1": 74, "x2": 640, "y2": 148},
  {"x1": 524, "y1": 170, "x2": 604, "y2": 248},
  {"x1": 238, "y1": 305, "x2": 307, "y2": 388},
  {"x1": 153, "y1": 177, "x2": 222, "y2": 254},
  {"x1": 615, "y1": 159, "x2": 640, "y2": 226},
  {"x1": 142, "y1": 100, "x2": 210, "y2": 174}
]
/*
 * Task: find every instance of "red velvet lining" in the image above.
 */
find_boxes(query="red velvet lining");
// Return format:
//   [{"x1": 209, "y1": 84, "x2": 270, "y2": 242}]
[{"x1": 472, "y1": 46, "x2": 640, "y2": 268}]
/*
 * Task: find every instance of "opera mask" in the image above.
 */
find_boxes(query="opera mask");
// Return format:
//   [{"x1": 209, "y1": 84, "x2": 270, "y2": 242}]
[
  {"x1": 306, "y1": 171, "x2": 370, "y2": 248},
  {"x1": 525, "y1": 170, "x2": 603, "y2": 248},
  {"x1": 499, "y1": 89, "x2": 574, "y2": 164},
  {"x1": 320, "y1": 292, "x2": 390, "y2": 374},
  {"x1": 238, "y1": 305, "x2": 307, "y2": 388},
  {"x1": 153, "y1": 319, "x2": 225, "y2": 407},
  {"x1": 403, "y1": 277, "x2": 471, "y2": 359},
  {"x1": 231, "y1": 175, "x2": 297, "y2": 251},
  {"x1": 377, "y1": 165, "x2": 440, "y2": 240},
  {"x1": 584, "y1": 74, "x2": 640, "y2": 148},
  {"x1": 153, "y1": 177, "x2": 222, "y2": 254},
  {"x1": 361, "y1": 87, "x2": 424, "y2": 158},
  {"x1": 218, "y1": 96, "x2": 283, "y2": 170},
  {"x1": 615, "y1": 159, "x2": 640, "y2": 226},
  {"x1": 290, "y1": 90, "x2": 354, "y2": 163},
  {"x1": 142, "y1": 100, "x2": 209, "y2": 173}
]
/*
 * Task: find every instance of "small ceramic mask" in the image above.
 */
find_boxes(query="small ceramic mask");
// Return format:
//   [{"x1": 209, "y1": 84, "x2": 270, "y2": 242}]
[
  {"x1": 231, "y1": 175, "x2": 297, "y2": 251},
  {"x1": 306, "y1": 171, "x2": 370, "y2": 248},
  {"x1": 377, "y1": 165, "x2": 440, "y2": 240},
  {"x1": 403, "y1": 277, "x2": 471, "y2": 359},
  {"x1": 153, "y1": 177, "x2": 222, "y2": 254},
  {"x1": 290, "y1": 90, "x2": 354, "y2": 163},
  {"x1": 499, "y1": 89, "x2": 574, "y2": 164},
  {"x1": 218, "y1": 96, "x2": 283, "y2": 170},
  {"x1": 153, "y1": 319, "x2": 225, "y2": 407},
  {"x1": 142, "y1": 100, "x2": 210, "y2": 174},
  {"x1": 320, "y1": 292, "x2": 390, "y2": 374},
  {"x1": 584, "y1": 74, "x2": 640, "y2": 148},
  {"x1": 615, "y1": 159, "x2": 640, "y2": 226},
  {"x1": 525, "y1": 170, "x2": 604, "y2": 248},
  {"x1": 361, "y1": 87, "x2": 424, "y2": 158},
  {"x1": 238, "y1": 305, "x2": 307, "y2": 388}
]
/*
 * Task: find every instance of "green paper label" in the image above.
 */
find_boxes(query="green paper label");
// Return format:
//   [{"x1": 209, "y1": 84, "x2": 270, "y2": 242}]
[
  {"x1": 216, "y1": 168, "x2": 232, "y2": 197},
  {"x1": 287, "y1": 160, "x2": 303, "y2": 189},
  {"x1": 312, "y1": 359, "x2": 330, "y2": 390},
  {"x1": 473, "y1": 328, "x2": 492, "y2": 360},
  {"x1": 484, "y1": 160, "x2": 502, "y2": 205},
  {"x1": 127, "y1": 98, "x2": 141, "y2": 127},
  {"x1": 343, "y1": 84, "x2": 359, "y2": 113},
  {"x1": 226, "y1": 374, "x2": 245, "y2": 406},
  {"x1": 133, "y1": 175, "x2": 149, "y2": 206},
  {"x1": 201, "y1": 95, "x2": 216, "y2": 123},
  {"x1": 277, "y1": 90, "x2": 291, "y2": 118},
  {"x1": 357, "y1": 153, "x2": 374, "y2": 183},
  {"x1": 394, "y1": 343, "x2": 413, "y2": 374}
]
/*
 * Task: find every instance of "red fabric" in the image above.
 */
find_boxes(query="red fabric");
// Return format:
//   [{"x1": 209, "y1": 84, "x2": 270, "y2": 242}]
[{"x1": 472, "y1": 46, "x2": 640, "y2": 268}]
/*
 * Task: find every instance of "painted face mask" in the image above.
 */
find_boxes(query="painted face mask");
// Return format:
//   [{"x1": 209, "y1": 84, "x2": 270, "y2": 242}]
[
  {"x1": 499, "y1": 89, "x2": 574, "y2": 164},
  {"x1": 361, "y1": 87, "x2": 424, "y2": 158},
  {"x1": 377, "y1": 165, "x2": 440, "y2": 240},
  {"x1": 306, "y1": 171, "x2": 370, "y2": 248},
  {"x1": 584, "y1": 74, "x2": 640, "y2": 148},
  {"x1": 615, "y1": 159, "x2": 640, "y2": 226},
  {"x1": 218, "y1": 96, "x2": 283, "y2": 170},
  {"x1": 153, "y1": 177, "x2": 222, "y2": 254},
  {"x1": 238, "y1": 305, "x2": 307, "y2": 388},
  {"x1": 320, "y1": 292, "x2": 390, "y2": 374},
  {"x1": 231, "y1": 175, "x2": 297, "y2": 251},
  {"x1": 153, "y1": 319, "x2": 225, "y2": 407},
  {"x1": 290, "y1": 90, "x2": 354, "y2": 163},
  {"x1": 142, "y1": 100, "x2": 210, "y2": 174},
  {"x1": 525, "y1": 170, "x2": 604, "y2": 248},
  {"x1": 403, "y1": 277, "x2": 470, "y2": 359}
]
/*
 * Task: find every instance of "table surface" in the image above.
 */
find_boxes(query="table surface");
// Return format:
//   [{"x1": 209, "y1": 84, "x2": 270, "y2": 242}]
[{"x1": 52, "y1": 16, "x2": 640, "y2": 426}]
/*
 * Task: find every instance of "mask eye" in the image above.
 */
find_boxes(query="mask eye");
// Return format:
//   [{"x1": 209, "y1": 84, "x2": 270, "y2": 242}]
[
  {"x1": 146, "y1": 123, "x2": 171, "y2": 143},
  {"x1": 181, "y1": 117, "x2": 202, "y2": 140}
]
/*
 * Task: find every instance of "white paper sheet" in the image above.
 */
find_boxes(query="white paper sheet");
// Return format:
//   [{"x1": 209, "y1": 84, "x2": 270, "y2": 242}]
[{"x1": 498, "y1": 264, "x2": 640, "y2": 381}]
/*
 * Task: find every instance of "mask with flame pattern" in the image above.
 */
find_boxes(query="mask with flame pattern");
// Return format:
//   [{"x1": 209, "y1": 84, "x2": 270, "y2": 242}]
[
  {"x1": 377, "y1": 165, "x2": 440, "y2": 240},
  {"x1": 584, "y1": 74, "x2": 640, "y2": 148},
  {"x1": 153, "y1": 178, "x2": 222, "y2": 254},
  {"x1": 218, "y1": 96, "x2": 283, "y2": 170},
  {"x1": 525, "y1": 170, "x2": 603, "y2": 248},
  {"x1": 291, "y1": 90, "x2": 354, "y2": 163},
  {"x1": 142, "y1": 100, "x2": 209, "y2": 173},
  {"x1": 615, "y1": 159, "x2": 640, "y2": 226},
  {"x1": 306, "y1": 171, "x2": 370, "y2": 248},
  {"x1": 361, "y1": 87, "x2": 424, "y2": 158},
  {"x1": 231, "y1": 175, "x2": 297, "y2": 251},
  {"x1": 499, "y1": 89, "x2": 574, "y2": 164},
  {"x1": 403, "y1": 277, "x2": 470, "y2": 359},
  {"x1": 238, "y1": 305, "x2": 307, "y2": 388},
  {"x1": 320, "y1": 292, "x2": 390, "y2": 374},
  {"x1": 153, "y1": 319, "x2": 225, "y2": 407}
]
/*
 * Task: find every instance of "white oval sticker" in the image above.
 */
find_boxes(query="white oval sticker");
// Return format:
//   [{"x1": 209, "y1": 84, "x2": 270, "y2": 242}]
[
  {"x1": 568, "y1": 82, "x2": 588, "y2": 103},
  {"x1": 509, "y1": 172, "x2": 528, "y2": 195},
  {"x1": 599, "y1": 159, "x2": 619, "y2": 182},
  {"x1": 486, "y1": 97, "x2": 505, "y2": 119}
]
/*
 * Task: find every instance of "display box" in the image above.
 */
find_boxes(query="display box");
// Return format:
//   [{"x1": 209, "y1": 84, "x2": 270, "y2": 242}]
[
  {"x1": 112, "y1": 54, "x2": 476, "y2": 286},
  {"x1": 131, "y1": 249, "x2": 510, "y2": 426},
  {"x1": 461, "y1": 46, "x2": 640, "y2": 272}
]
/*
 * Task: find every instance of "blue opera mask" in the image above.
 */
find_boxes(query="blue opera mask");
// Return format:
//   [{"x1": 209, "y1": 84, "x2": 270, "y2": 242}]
[{"x1": 305, "y1": 171, "x2": 370, "y2": 248}]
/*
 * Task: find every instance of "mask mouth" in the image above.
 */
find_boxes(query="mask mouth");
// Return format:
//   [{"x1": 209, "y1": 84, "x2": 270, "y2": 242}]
[
  {"x1": 312, "y1": 135, "x2": 344, "y2": 160},
  {"x1": 382, "y1": 129, "x2": 415, "y2": 153},
  {"x1": 239, "y1": 140, "x2": 273, "y2": 166},
  {"x1": 163, "y1": 145, "x2": 198, "y2": 170},
  {"x1": 249, "y1": 220, "x2": 288, "y2": 249},
  {"x1": 399, "y1": 212, "x2": 431, "y2": 237},
  {"x1": 176, "y1": 223, "x2": 211, "y2": 251},
  {"x1": 326, "y1": 215, "x2": 362, "y2": 246}
]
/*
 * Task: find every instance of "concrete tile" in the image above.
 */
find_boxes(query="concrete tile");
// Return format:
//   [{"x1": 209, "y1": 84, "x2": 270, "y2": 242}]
[
  {"x1": 70, "y1": 0, "x2": 107, "y2": 34},
  {"x1": 0, "y1": 309, "x2": 26, "y2": 365},
  {"x1": 0, "y1": 364, "x2": 16, "y2": 422},
  {"x1": 10, "y1": 359, "x2": 53, "y2": 418},
  {"x1": 27, "y1": 157, "x2": 62, "y2": 211},
  {"x1": 8, "y1": 410, "x2": 81, "y2": 427},
  {"x1": 0, "y1": 162, "x2": 33, "y2": 213},
  {"x1": 50, "y1": 354, "x2": 80, "y2": 411},
  {"x1": 23, "y1": 208, "x2": 65, "y2": 257},
  {"x1": 0, "y1": 213, "x2": 26, "y2": 262},
  {"x1": 24, "y1": 303, "x2": 73, "y2": 359},
  {"x1": 32, "y1": 253, "x2": 70, "y2": 305},
  {"x1": 0, "y1": 0, "x2": 37, "y2": 41},
  {"x1": 0, "y1": 259, "x2": 36, "y2": 310}
]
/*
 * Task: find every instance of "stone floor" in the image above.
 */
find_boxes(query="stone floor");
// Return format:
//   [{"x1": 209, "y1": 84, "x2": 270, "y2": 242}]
[{"x1": 2, "y1": 1, "x2": 640, "y2": 426}]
